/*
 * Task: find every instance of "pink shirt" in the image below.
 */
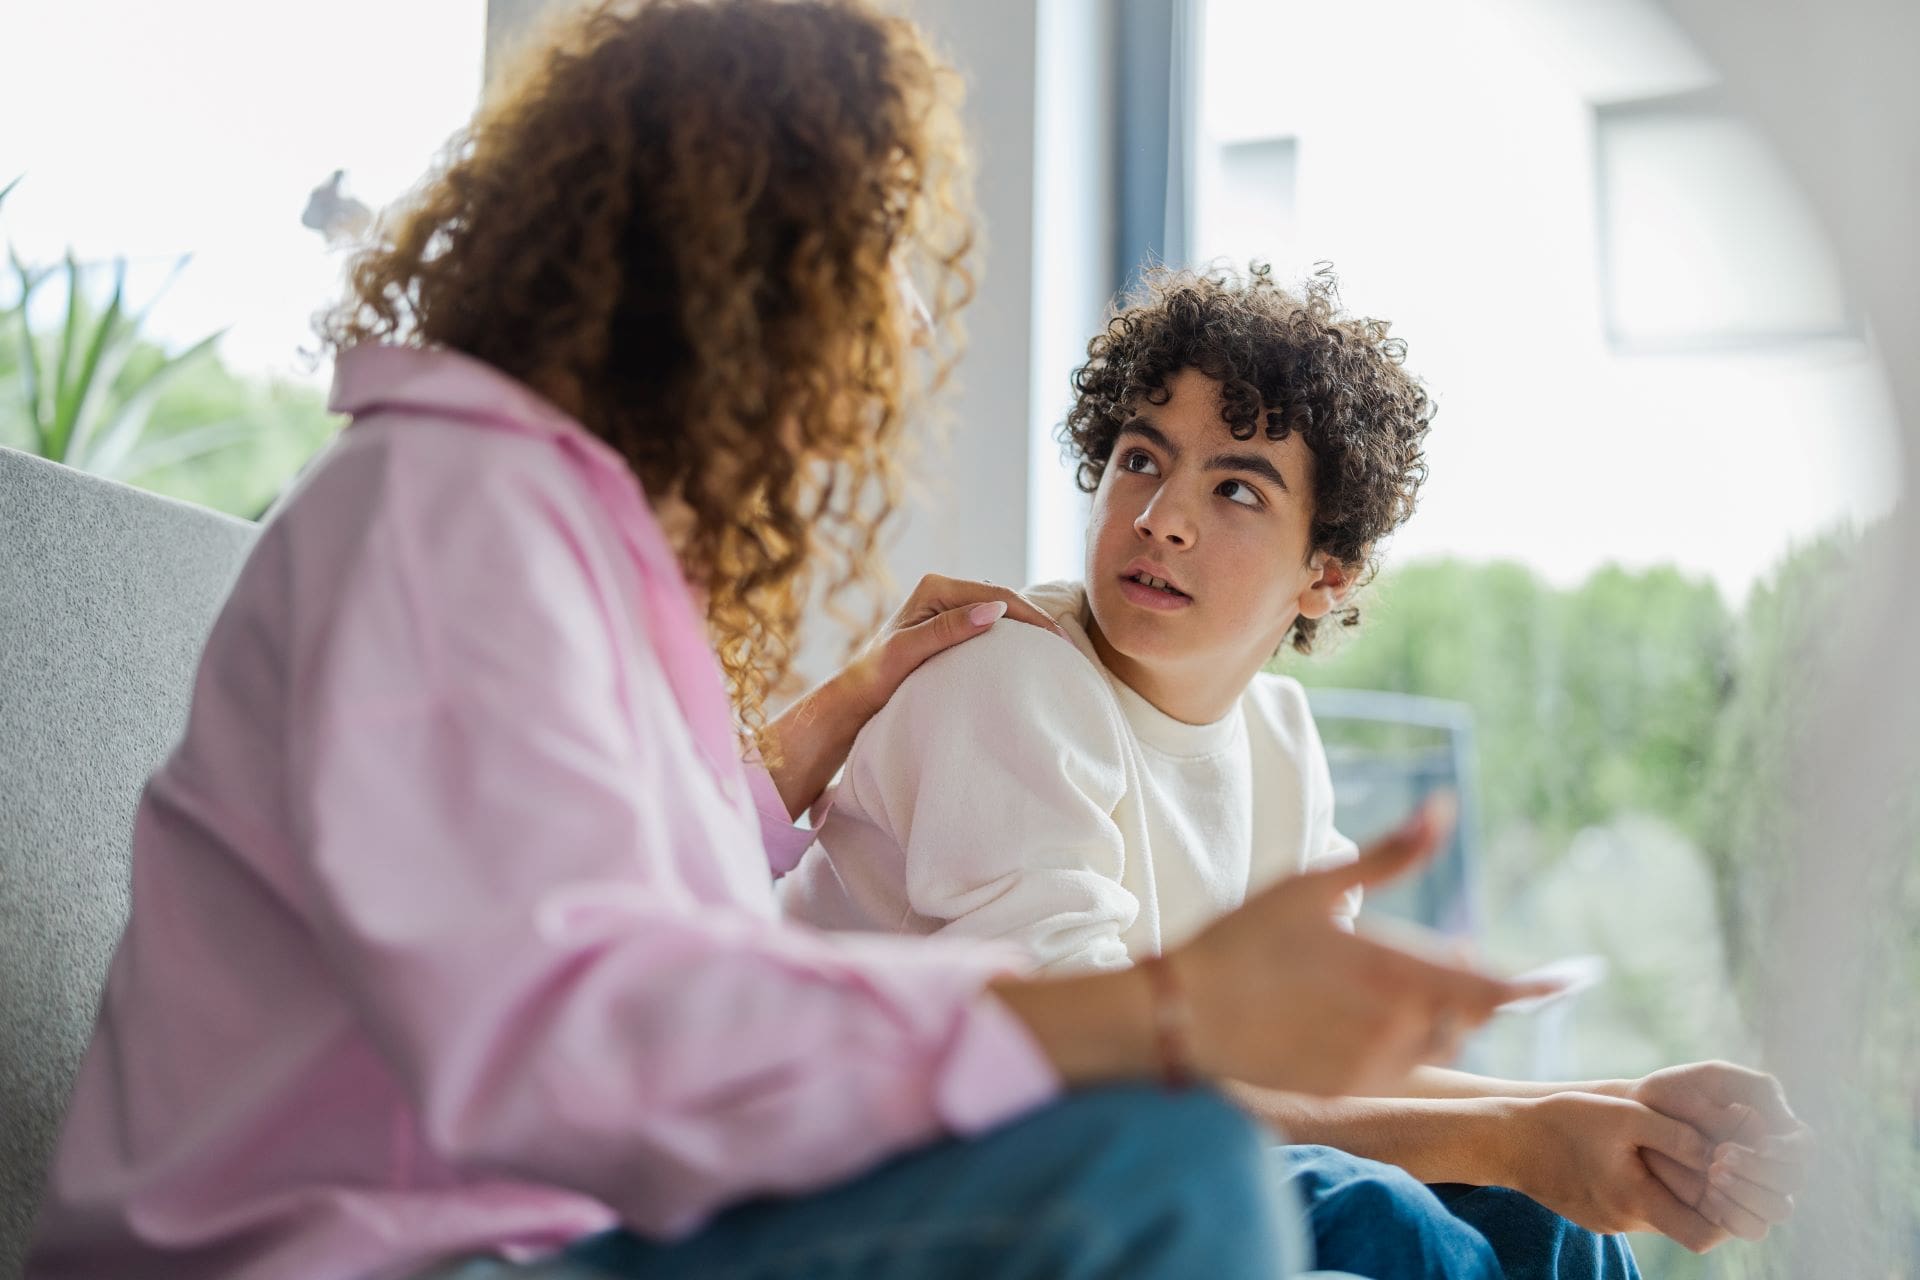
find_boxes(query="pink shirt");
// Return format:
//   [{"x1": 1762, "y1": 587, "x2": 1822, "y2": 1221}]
[{"x1": 26, "y1": 345, "x2": 1060, "y2": 1280}]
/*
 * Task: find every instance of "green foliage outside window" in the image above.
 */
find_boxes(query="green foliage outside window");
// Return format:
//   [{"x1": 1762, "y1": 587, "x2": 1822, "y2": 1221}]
[
  {"x1": 1284, "y1": 532, "x2": 1917, "y2": 1278},
  {"x1": 0, "y1": 299, "x2": 339, "y2": 520},
  {"x1": 2, "y1": 178, "x2": 340, "y2": 518}
]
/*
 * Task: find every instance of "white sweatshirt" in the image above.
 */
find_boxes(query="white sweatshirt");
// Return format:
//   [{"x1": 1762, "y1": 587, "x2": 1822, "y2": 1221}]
[{"x1": 779, "y1": 580, "x2": 1360, "y2": 973}]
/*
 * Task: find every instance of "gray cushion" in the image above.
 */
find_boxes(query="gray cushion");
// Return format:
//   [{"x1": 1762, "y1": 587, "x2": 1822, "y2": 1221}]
[{"x1": 0, "y1": 447, "x2": 256, "y2": 1279}]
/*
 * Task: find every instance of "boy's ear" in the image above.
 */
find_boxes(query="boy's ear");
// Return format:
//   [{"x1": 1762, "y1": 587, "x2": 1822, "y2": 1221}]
[{"x1": 1296, "y1": 551, "x2": 1355, "y2": 620}]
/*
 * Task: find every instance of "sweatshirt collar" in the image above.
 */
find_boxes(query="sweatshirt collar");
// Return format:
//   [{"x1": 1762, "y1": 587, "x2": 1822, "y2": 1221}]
[{"x1": 1024, "y1": 580, "x2": 1248, "y2": 760}]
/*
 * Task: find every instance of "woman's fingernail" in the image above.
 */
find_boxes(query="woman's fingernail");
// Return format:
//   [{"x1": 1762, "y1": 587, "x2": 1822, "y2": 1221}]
[{"x1": 968, "y1": 601, "x2": 1008, "y2": 626}]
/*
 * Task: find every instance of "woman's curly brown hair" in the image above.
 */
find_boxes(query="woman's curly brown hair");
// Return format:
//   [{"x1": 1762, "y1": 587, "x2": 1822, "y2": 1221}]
[
  {"x1": 319, "y1": 0, "x2": 973, "y2": 745},
  {"x1": 1061, "y1": 263, "x2": 1432, "y2": 654}
]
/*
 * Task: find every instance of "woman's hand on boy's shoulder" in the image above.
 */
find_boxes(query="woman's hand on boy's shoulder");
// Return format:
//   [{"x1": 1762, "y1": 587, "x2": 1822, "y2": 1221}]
[
  {"x1": 840, "y1": 573, "x2": 1073, "y2": 719},
  {"x1": 759, "y1": 575, "x2": 1074, "y2": 820}
]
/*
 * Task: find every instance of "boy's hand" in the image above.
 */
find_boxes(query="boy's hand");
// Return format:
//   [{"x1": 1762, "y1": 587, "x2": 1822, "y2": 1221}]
[
  {"x1": 1605, "y1": 1062, "x2": 1811, "y2": 1241},
  {"x1": 1507, "y1": 1092, "x2": 1728, "y2": 1252}
]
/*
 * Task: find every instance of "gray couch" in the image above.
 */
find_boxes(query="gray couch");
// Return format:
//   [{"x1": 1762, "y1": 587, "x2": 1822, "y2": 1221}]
[{"x1": 0, "y1": 446, "x2": 256, "y2": 1279}]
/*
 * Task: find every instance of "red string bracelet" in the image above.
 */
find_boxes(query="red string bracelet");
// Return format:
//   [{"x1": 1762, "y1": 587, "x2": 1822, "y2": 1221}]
[{"x1": 1139, "y1": 952, "x2": 1196, "y2": 1091}]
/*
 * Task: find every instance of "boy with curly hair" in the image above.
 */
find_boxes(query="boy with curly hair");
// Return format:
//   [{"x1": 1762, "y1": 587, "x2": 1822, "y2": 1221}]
[
  {"x1": 781, "y1": 266, "x2": 1805, "y2": 1279},
  {"x1": 784, "y1": 266, "x2": 1403, "y2": 967}
]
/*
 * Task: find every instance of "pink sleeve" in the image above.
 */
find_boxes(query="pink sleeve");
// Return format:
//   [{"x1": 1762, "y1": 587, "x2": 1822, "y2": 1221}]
[
  {"x1": 284, "y1": 453, "x2": 1058, "y2": 1238},
  {"x1": 744, "y1": 762, "x2": 833, "y2": 878}
]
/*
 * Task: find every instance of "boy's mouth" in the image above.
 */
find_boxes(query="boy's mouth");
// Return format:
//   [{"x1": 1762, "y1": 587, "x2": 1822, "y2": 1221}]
[
  {"x1": 1119, "y1": 561, "x2": 1193, "y2": 604},
  {"x1": 1124, "y1": 571, "x2": 1189, "y2": 598}
]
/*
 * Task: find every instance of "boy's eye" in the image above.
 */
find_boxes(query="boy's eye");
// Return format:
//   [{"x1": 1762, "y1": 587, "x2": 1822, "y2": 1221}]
[
  {"x1": 1120, "y1": 449, "x2": 1160, "y2": 477},
  {"x1": 1218, "y1": 479, "x2": 1261, "y2": 508}
]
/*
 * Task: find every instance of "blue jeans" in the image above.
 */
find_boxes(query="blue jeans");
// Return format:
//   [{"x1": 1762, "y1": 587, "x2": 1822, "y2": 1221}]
[
  {"x1": 1285, "y1": 1144, "x2": 1643, "y2": 1280},
  {"x1": 417, "y1": 1086, "x2": 1362, "y2": 1280}
]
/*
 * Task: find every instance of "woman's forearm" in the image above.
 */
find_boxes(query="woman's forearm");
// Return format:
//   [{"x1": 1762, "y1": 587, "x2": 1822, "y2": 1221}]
[
  {"x1": 756, "y1": 669, "x2": 879, "y2": 819},
  {"x1": 1227, "y1": 1083, "x2": 1526, "y2": 1186},
  {"x1": 987, "y1": 968, "x2": 1158, "y2": 1086}
]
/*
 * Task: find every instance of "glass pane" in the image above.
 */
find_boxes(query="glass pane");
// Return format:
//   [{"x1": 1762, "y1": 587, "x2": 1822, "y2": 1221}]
[
  {"x1": 1196, "y1": 4, "x2": 1910, "y2": 1273},
  {"x1": 1, "y1": 0, "x2": 486, "y2": 516}
]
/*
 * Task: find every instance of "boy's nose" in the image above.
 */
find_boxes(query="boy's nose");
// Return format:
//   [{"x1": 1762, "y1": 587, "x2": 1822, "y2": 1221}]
[{"x1": 1134, "y1": 493, "x2": 1195, "y2": 548}]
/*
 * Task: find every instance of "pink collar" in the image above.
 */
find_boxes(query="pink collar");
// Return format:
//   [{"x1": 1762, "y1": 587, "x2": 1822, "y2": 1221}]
[
  {"x1": 328, "y1": 343, "x2": 628, "y2": 473},
  {"x1": 329, "y1": 343, "x2": 750, "y2": 806}
]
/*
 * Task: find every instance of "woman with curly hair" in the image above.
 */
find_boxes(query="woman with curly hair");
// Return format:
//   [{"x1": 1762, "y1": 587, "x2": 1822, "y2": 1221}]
[
  {"x1": 26, "y1": 5, "x2": 1542, "y2": 1279},
  {"x1": 781, "y1": 264, "x2": 1811, "y2": 1279}
]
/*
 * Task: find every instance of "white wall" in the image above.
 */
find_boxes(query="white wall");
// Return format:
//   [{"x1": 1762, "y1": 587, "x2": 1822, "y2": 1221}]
[
  {"x1": 882, "y1": 0, "x2": 1041, "y2": 597},
  {"x1": 788, "y1": 0, "x2": 1118, "y2": 677},
  {"x1": 881, "y1": 0, "x2": 1118, "y2": 598},
  {"x1": 1027, "y1": 0, "x2": 1117, "y2": 586}
]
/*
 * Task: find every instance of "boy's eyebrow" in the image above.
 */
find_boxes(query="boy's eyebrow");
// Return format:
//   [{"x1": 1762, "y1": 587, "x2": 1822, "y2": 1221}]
[
  {"x1": 1117, "y1": 418, "x2": 1178, "y2": 455},
  {"x1": 1208, "y1": 452, "x2": 1290, "y2": 493},
  {"x1": 1117, "y1": 417, "x2": 1291, "y2": 493}
]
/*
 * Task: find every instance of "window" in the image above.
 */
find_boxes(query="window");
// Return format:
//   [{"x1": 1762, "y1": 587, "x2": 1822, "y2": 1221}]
[
  {"x1": 1, "y1": 0, "x2": 486, "y2": 515},
  {"x1": 1192, "y1": 5, "x2": 1906, "y2": 1271}
]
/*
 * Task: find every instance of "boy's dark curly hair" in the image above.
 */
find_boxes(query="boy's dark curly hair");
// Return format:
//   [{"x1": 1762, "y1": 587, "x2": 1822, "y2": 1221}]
[{"x1": 1061, "y1": 263, "x2": 1433, "y2": 654}]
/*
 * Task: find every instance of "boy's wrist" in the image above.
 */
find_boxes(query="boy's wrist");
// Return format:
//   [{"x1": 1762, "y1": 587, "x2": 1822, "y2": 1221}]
[
  {"x1": 1580, "y1": 1078, "x2": 1640, "y2": 1102},
  {"x1": 1429, "y1": 1096, "x2": 1547, "y2": 1188},
  {"x1": 1476, "y1": 1095, "x2": 1548, "y2": 1189}
]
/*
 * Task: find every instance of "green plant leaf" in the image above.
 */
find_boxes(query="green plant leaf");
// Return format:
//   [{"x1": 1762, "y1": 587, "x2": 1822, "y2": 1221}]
[
  {"x1": 82, "y1": 327, "x2": 226, "y2": 477},
  {"x1": 8, "y1": 246, "x2": 48, "y2": 454},
  {"x1": 3, "y1": 247, "x2": 54, "y2": 311},
  {"x1": 59, "y1": 257, "x2": 130, "y2": 465},
  {"x1": 48, "y1": 251, "x2": 85, "y2": 458},
  {"x1": 118, "y1": 417, "x2": 257, "y2": 479},
  {"x1": 69, "y1": 252, "x2": 201, "y2": 468}
]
